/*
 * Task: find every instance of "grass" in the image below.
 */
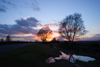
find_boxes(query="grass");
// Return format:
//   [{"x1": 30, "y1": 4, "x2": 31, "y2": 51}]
[
  {"x1": 0, "y1": 43, "x2": 47, "y2": 67},
  {"x1": 0, "y1": 43, "x2": 100, "y2": 67}
]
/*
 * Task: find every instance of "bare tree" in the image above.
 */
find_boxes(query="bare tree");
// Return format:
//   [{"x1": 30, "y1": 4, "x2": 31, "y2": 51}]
[
  {"x1": 37, "y1": 27, "x2": 52, "y2": 42},
  {"x1": 6, "y1": 34, "x2": 11, "y2": 42},
  {"x1": 59, "y1": 13, "x2": 87, "y2": 42}
]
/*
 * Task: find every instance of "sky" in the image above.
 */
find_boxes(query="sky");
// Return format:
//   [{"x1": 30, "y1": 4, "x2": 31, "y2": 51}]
[{"x1": 0, "y1": 0, "x2": 100, "y2": 41}]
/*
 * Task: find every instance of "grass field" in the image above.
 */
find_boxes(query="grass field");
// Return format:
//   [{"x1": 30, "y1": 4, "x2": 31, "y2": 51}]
[{"x1": 0, "y1": 43, "x2": 100, "y2": 67}]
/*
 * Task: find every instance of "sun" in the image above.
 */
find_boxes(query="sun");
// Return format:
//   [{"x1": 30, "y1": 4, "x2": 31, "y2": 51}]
[
  {"x1": 46, "y1": 32, "x2": 60, "y2": 42},
  {"x1": 46, "y1": 38, "x2": 53, "y2": 42}
]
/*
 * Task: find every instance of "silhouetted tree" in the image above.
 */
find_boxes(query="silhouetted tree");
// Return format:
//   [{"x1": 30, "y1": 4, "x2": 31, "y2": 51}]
[
  {"x1": 37, "y1": 27, "x2": 52, "y2": 42},
  {"x1": 6, "y1": 34, "x2": 11, "y2": 42},
  {"x1": 1, "y1": 38, "x2": 4, "y2": 42},
  {"x1": 59, "y1": 13, "x2": 87, "y2": 42},
  {"x1": 51, "y1": 37, "x2": 56, "y2": 42}
]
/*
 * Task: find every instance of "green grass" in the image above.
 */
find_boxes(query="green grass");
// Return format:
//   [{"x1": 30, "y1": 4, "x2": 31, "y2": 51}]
[
  {"x1": 0, "y1": 43, "x2": 48, "y2": 67},
  {"x1": 0, "y1": 43, "x2": 100, "y2": 67}
]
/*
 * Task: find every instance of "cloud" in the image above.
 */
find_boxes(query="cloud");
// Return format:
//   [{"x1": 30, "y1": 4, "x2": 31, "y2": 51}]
[
  {"x1": 25, "y1": 1, "x2": 40, "y2": 11},
  {"x1": 0, "y1": 0, "x2": 40, "y2": 13},
  {"x1": 0, "y1": 0, "x2": 17, "y2": 9},
  {"x1": 0, "y1": 5, "x2": 7, "y2": 12},
  {"x1": 79, "y1": 34, "x2": 100, "y2": 41},
  {"x1": 10, "y1": 35, "x2": 38, "y2": 41},
  {"x1": 1, "y1": 0, "x2": 17, "y2": 6},
  {"x1": 0, "y1": 33, "x2": 38, "y2": 41},
  {"x1": 91, "y1": 27, "x2": 100, "y2": 30},
  {"x1": 0, "y1": 8, "x2": 6, "y2": 12},
  {"x1": 0, "y1": 0, "x2": 17, "y2": 12},
  {"x1": 16, "y1": 17, "x2": 39, "y2": 27},
  {"x1": 0, "y1": 17, "x2": 40, "y2": 35},
  {"x1": 41, "y1": 23, "x2": 59, "y2": 27},
  {"x1": 56, "y1": 34, "x2": 100, "y2": 41},
  {"x1": 95, "y1": 28, "x2": 99, "y2": 30}
]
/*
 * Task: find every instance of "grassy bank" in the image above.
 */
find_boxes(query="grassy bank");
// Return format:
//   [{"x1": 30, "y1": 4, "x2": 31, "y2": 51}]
[
  {"x1": 0, "y1": 43, "x2": 46, "y2": 67},
  {"x1": 0, "y1": 43, "x2": 100, "y2": 67}
]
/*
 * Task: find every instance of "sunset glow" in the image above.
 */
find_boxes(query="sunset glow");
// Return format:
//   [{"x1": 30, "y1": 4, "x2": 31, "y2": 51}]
[
  {"x1": 46, "y1": 38, "x2": 53, "y2": 42},
  {"x1": 46, "y1": 32, "x2": 60, "y2": 41},
  {"x1": 0, "y1": 0, "x2": 100, "y2": 41},
  {"x1": 51, "y1": 32, "x2": 60, "y2": 38}
]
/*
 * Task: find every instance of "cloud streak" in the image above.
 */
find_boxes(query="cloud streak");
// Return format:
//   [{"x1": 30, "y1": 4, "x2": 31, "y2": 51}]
[
  {"x1": 0, "y1": 0, "x2": 17, "y2": 10},
  {"x1": 91, "y1": 27, "x2": 100, "y2": 30},
  {"x1": 0, "y1": 0, "x2": 40, "y2": 13},
  {"x1": 41, "y1": 23, "x2": 59, "y2": 27},
  {"x1": 0, "y1": 5, "x2": 7, "y2": 12},
  {"x1": 79, "y1": 34, "x2": 100, "y2": 41},
  {"x1": 1, "y1": 0, "x2": 17, "y2": 6},
  {"x1": 0, "y1": 33, "x2": 38, "y2": 41},
  {"x1": 25, "y1": 1, "x2": 40, "y2": 11},
  {"x1": 0, "y1": 8, "x2": 6, "y2": 12}
]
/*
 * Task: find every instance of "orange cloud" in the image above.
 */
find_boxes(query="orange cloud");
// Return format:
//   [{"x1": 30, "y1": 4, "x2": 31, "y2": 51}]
[
  {"x1": 91, "y1": 27, "x2": 100, "y2": 30},
  {"x1": 95, "y1": 28, "x2": 99, "y2": 30},
  {"x1": 41, "y1": 23, "x2": 59, "y2": 27},
  {"x1": 18, "y1": 32, "x2": 26, "y2": 35},
  {"x1": 51, "y1": 31, "x2": 60, "y2": 38},
  {"x1": 12, "y1": 38, "x2": 25, "y2": 41}
]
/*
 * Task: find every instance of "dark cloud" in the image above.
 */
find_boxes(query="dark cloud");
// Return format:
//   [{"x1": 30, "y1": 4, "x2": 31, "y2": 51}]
[
  {"x1": 15, "y1": 17, "x2": 39, "y2": 27},
  {"x1": 0, "y1": 17, "x2": 40, "y2": 34},
  {"x1": 0, "y1": 5, "x2": 7, "y2": 12},
  {"x1": 0, "y1": 8, "x2": 6, "y2": 12}
]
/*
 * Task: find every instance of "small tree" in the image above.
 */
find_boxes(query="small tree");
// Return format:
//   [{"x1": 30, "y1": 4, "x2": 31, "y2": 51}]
[
  {"x1": 51, "y1": 37, "x2": 56, "y2": 42},
  {"x1": 6, "y1": 34, "x2": 11, "y2": 42},
  {"x1": 37, "y1": 27, "x2": 52, "y2": 42},
  {"x1": 59, "y1": 13, "x2": 87, "y2": 42},
  {"x1": 1, "y1": 38, "x2": 4, "y2": 42}
]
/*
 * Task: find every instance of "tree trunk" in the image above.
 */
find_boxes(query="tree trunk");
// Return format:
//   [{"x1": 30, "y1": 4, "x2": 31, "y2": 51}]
[{"x1": 72, "y1": 31, "x2": 76, "y2": 42}]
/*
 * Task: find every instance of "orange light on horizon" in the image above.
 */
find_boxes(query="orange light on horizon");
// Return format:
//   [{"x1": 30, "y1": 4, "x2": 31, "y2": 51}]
[
  {"x1": 46, "y1": 31, "x2": 60, "y2": 42},
  {"x1": 18, "y1": 32, "x2": 26, "y2": 35},
  {"x1": 46, "y1": 38, "x2": 53, "y2": 42},
  {"x1": 37, "y1": 31, "x2": 60, "y2": 42},
  {"x1": 51, "y1": 32, "x2": 60, "y2": 38}
]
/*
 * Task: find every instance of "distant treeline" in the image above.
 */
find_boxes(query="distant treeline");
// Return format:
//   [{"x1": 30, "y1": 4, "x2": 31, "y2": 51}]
[
  {"x1": 56, "y1": 41, "x2": 100, "y2": 55},
  {"x1": 0, "y1": 41, "x2": 33, "y2": 46}
]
